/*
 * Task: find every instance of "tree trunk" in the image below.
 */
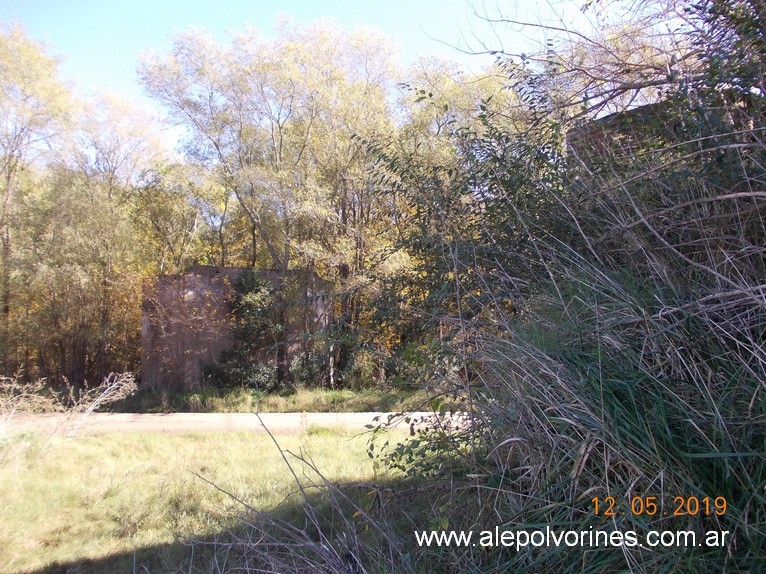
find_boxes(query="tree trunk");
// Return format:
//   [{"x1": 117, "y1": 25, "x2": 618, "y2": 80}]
[{"x1": 0, "y1": 229, "x2": 10, "y2": 374}]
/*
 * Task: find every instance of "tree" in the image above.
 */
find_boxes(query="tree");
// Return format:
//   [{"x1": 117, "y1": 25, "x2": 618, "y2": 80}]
[
  {"x1": 0, "y1": 25, "x2": 70, "y2": 374},
  {"x1": 7, "y1": 93, "x2": 171, "y2": 391},
  {"x1": 139, "y1": 20, "x2": 397, "y2": 384},
  {"x1": 359, "y1": 61, "x2": 530, "y2": 358},
  {"x1": 12, "y1": 163, "x2": 141, "y2": 389}
]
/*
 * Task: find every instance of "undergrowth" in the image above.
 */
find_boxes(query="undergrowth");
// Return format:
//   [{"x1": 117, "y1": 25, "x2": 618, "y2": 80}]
[{"x1": 114, "y1": 385, "x2": 439, "y2": 414}]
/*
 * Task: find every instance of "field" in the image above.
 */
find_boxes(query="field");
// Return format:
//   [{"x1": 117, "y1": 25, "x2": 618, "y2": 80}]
[{"x1": 0, "y1": 426, "x2": 403, "y2": 573}]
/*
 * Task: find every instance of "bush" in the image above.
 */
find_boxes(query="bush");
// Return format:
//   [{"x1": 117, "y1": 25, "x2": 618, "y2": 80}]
[
  {"x1": 290, "y1": 350, "x2": 328, "y2": 388},
  {"x1": 204, "y1": 269, "x2": 280, "y2": 391},
  {"x1": 338, "y1": 349, "x2": 381, "y2": 390}
]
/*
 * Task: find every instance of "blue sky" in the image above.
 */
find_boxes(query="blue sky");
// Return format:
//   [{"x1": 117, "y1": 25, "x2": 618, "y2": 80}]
[
  {"x1": 1, "y1": 0, "x2": 594, "y2": 113},
  {"x1": 0, "y1": 1, "x2": 486, "y2": 105}
]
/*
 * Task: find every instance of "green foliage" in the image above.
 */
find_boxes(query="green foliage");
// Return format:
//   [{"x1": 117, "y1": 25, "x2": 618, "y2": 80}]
[
  {"x1": 337, "y1": 349, "x2": 380, "y2": 390},
  {"x1": 368, "y1": 413, "x2": 473, "y2": 480},
  {"x1": 231, "y1": 268, "x2": 277, "y2": 343},
  {"x1": 693, "y1": 0, "x2": 766, "y2": 97},
  {"x1": 207, "y1": 269, "x2": 279, "y2": 390},
  {"x1": 289, "y1": 350, "x2": 327, "y2": 387}
]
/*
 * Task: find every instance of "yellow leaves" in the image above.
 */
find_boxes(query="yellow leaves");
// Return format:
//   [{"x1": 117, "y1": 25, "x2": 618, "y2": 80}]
[
  {"x1": 0, "y1": 25, "x2": 72, "y2": 174},
  {"x1": 376, "y1": 249, "x2": 413, "y2": 277}
]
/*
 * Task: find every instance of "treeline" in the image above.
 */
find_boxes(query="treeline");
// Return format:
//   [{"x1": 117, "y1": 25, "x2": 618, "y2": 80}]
[{"x1": 0, "y1": 20, "x2": 516, "y2": 391}]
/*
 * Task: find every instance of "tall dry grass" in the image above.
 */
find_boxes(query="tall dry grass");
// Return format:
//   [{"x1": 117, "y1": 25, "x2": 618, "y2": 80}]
[
  {"x1": 456, "y1": 93, "x2": 766, "y2": 572},
  {"x1": 1, "y1": 372, "x2": 136, "y2": 440}
]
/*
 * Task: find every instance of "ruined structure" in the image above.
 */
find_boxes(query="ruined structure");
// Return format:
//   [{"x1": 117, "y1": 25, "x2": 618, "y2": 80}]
[
  {"x1": 565, "y1": 101, "x2": 683, "y2": 170},
  {"x1": 141, "y1": 266, "x2": 331, "y2": 393}
]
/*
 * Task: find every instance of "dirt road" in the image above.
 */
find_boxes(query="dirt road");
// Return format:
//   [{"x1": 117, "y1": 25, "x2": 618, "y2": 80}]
[{"x1": 0, "y1": 411, "x2": 449, "y2": 435}]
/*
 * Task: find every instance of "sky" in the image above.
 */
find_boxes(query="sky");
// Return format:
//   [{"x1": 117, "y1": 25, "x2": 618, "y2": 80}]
[{"x1": 1, "y1": 0, "x2": 594, "y2": 112}]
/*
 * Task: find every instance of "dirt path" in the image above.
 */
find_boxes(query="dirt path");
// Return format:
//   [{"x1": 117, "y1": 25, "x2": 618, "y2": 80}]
[{"x1": 1, "y1": 411, "x2": 447, "y2": 435}]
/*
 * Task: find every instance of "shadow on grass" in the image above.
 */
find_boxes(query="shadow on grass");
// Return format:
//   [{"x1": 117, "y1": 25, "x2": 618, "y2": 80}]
[
  {"x1": 24, "y1": 476, "x2": 445, "y2": 574},
  {"x1": 22, "y1": 472, "x2": 763, "y2": 574}
]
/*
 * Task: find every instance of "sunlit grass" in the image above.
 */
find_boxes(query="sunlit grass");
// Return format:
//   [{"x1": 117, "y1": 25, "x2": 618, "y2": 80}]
[
  {"x1": 121, "y1": 386, "x2": 439, "y2": 414},
  {"x1": 0, "y1": 427, "x2": 404, "y2": 573}
]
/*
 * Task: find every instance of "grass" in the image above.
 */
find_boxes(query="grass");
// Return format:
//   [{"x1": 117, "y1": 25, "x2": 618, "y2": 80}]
[
  {"x1": 0, "y1": 426, "x2": 407, "y2": 574},
  {"x1": 116, "y1": 385, "x2": 438, "y2": 414}
]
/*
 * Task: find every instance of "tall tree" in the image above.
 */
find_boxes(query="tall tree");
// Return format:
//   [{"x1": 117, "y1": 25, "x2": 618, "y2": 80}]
[
  {"x1": 0, "y1": 25, "x2": 70, "y2": 374},
  {"x1": 10, "y1": 94, "x2": 168, "y2": 390},
  {"x1": 139, "y1": 20, "x2": 396, "y2": 383}
]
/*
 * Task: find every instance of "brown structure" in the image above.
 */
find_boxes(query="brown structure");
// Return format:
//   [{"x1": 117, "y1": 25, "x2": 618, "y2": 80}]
[
  {"x1": 566, "y1": 93, "x2": 765, "y2": 171},
  {"x1": 141, "y1": 266, "x2": 331, "y2": 393},
  {"x1": 565, "y1": 101, "x2": 683, "y2": 170}
]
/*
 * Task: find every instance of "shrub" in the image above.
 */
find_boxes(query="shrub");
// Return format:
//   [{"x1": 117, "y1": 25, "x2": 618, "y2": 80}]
[
  {"x1": 206, "y1": 269, "x2": 280, "y2": 391},
  {"x1": 338, "y1": 349, "x2": 380, "y2": 390},
  {"x1": 290, "y1": 350, "x2": 328, "y2": 388}
]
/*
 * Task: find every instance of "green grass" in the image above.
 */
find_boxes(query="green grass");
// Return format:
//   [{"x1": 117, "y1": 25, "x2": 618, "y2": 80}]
[
  {"x1": 0, "y1": 427, "x2": 406, "y2": 573},
  {"x1": 117, "y1": 386, "x2": 437, "y2": 414}
]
